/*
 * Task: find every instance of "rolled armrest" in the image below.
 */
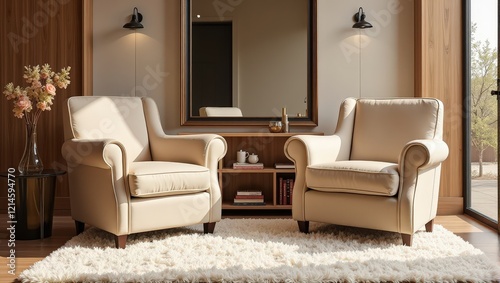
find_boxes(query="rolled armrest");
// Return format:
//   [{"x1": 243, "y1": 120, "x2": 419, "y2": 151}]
[
  {"x1": 399, "y1": 139, "x2": 449, "y2": 173},
  {"x1": 149, "y1": 134, "x2": 227, "y2": 167},
  {"x1": 285, "y1": 135, "x2": 344, "y2": 221},
  {"x1": 61, "y1": 139, "x2": 127, "y2": 170},
  {"x1": 284, "y1": 135, "x2": 344, "y2": 167},
  {"x1": 398, "y1": 139, "x2": 448, "y2": 232}
]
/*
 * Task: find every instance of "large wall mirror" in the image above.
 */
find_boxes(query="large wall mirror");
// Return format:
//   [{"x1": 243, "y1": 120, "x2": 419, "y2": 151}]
[{"x1": 181, "y1": 0, "x2": 317, "y2": 126}]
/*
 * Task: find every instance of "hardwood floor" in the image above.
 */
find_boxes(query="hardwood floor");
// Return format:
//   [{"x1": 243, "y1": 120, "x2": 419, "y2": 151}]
[
  {"x1": 437, "y1": 215, "x2": 500, "y2": 267},
  {"x1": 0, "y1": 214, "x2": 499, "y2": 282}
]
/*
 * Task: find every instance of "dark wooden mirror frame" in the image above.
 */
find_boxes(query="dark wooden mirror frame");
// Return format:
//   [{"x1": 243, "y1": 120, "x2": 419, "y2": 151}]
[{"x1": 180, "y1": 0, "x2": 318, "y2": 126}]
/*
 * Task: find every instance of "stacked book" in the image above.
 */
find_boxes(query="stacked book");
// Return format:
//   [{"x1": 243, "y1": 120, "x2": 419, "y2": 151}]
[
  {"x1": 274, "y1": 163, "x2": 295, "y2": 169},
  {"x1": 233, "y1": 163, "x2": 264, "y2": 169},
  {"x1": 233, "y1": 190, "x2": 265, "y2": 205},
  {"x1": 278, "y1": 177, "x2": 294, "y2": 205}
]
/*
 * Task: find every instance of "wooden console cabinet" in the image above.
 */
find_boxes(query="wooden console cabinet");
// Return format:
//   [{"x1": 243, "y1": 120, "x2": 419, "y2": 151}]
[{"x1": 215, "y1": 132, "x2": 322, "y2": 210}]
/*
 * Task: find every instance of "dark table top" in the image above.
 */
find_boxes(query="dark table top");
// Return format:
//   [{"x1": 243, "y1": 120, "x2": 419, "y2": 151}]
[{"x1": 0, "y1": 169, "x2": 66, "y2": 178}]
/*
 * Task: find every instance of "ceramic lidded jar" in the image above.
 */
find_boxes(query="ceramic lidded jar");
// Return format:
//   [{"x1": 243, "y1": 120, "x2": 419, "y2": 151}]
[{"x1": 248, "y1": 154, "x2": 259, "y2": 164}]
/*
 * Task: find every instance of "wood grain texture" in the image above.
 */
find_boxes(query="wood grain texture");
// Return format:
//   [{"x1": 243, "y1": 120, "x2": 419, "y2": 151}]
[
  {"x1": 0, "y1": 0, "x2": 86, "y2": 215},
  {"x1": 414, "y1": 0, "x2": 464, "y2": 212},
  {"x1": 82, "y1": 0, "x2": 93, "y2": 97},
  {"x1": 437, "y1": 197, "x2": 464, "y2": 215}
]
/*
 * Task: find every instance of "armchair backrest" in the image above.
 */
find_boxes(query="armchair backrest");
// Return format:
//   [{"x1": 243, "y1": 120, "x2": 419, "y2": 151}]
[
  {"x1": 64, "y1": 96, "x2": 152, "y2": 162},
  {"x1": 337, "y1": 98, "x2": 443, "y2": 163}
]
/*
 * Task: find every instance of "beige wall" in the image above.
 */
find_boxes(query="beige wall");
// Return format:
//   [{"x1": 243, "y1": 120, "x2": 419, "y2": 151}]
[
  {"x1": 93, "y1": 0, "x2": 175, "y2": 127},
  {"x1": 93, "y1": 0, "x2": 414, "y2": 134}
]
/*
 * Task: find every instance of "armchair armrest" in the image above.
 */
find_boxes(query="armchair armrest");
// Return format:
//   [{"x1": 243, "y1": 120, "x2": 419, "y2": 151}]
[
  {"x1": 149, "y1": 134, "x2": 227, "y2": 168},
  {"x1": 284, "y1": 135, "x2": 345, "y2": 167},
  {"x1": 61, "y1": 139, "x2": 130, "y2": 235},
  {"x1": 284, "y1": 134, "x2": 345, "y2": 221},
  {"x1": 61, "y1": 139, "x2": 127, "y2": 171},
  {"x1": 398, "y1": 139, "x2": 448, "y2": 233},
  {"x1": 399, "y1": 139, "x2": 449, "y2": 173},
  {"x1": 149, "y1": 134, "x2": 226, "y2": 221}
]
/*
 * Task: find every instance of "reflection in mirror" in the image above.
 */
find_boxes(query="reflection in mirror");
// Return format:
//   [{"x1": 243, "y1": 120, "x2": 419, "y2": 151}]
[
  {"x1": 181, "y1": 0, "x2": 317, "y2": 126},
  {"x1": 199, "y1": 107, "x2": 243, "y2": 117}
]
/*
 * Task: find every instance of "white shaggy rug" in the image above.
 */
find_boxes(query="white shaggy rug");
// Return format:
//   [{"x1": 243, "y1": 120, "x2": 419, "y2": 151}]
[{"x1": 19, "y1": 218, "x2": 500, "y2": 283}]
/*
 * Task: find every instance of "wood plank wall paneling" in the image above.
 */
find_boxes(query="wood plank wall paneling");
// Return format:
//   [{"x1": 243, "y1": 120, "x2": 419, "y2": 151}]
[
  {"x1": 82, "y1": 0, "x2": 93, "y2": 97},
  {"x1": 0, "y1": 0, "x2": 87, "y2": 215},
  {"x1": 414, "y1": 0, "x2": 464, "y2": 215}
]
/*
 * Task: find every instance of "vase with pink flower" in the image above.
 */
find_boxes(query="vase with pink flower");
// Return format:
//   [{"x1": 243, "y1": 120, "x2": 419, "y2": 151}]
[{"x1": 3, "y1": 64, "x2": 71, "y2": 174}]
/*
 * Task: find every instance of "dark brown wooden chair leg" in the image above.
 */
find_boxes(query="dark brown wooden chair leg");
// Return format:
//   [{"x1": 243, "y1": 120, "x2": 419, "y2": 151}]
[
  {"x1": 401, "y1": 234, "x2": 413, "y2": 246},
  {"x1": 115, "y1": 235, "x2": 127, "y2": 249},
  {"x1": 298, "y1": 221, "x2": 309, "y2": 233},
  {"x1": 204, "y1": 222, "x2": 216, "y2": 234},
  {"x1": 425, "y1": 219, "x2": 434, "y2": 232},
  {"x1": 75, "y1": 221, "x2": 85, "y2": 235}
]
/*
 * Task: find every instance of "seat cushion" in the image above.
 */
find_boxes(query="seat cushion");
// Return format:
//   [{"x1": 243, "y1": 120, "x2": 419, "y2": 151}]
[
  {"x1": 306, "y1": 160, "x2": 399, "y2": 196},
  {"x1": 129, "y1": 161, "x2": 210, "y2": 198}
]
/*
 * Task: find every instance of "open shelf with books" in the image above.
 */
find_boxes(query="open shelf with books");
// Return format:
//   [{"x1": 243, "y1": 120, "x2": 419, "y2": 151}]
[{"x1": 220, "y1": 172, "x2": 274, "y2": 208}]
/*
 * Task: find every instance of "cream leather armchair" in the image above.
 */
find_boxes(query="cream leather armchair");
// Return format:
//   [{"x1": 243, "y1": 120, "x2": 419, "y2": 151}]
[
  {"x1": 284, "y1": 97, "x2": 449, "y2": 246},
  {"x1": 62, "y1": 96, "x2": 227, "y2": 248}
]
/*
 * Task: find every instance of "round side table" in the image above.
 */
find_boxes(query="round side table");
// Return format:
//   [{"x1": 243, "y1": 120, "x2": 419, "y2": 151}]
[{"x1": 0, "y1": 169, "x2": 66, "y2": 240}]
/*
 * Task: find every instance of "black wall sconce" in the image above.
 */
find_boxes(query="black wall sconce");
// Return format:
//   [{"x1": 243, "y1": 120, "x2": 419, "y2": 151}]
[
  {"x1": 352, "y1": 7, "x2": 373, "y2": 29},
  {"x1": 123, "y1": 7, "x2": 144, "y2": 29}
]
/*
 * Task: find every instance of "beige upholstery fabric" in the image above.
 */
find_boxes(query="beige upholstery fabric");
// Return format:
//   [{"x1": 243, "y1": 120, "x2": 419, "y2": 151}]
[
  {"x1": 307, "y1": 161, "x2": 399, "y2": 196},
  {"x1": 129, "y1": 161, "x2": 210, "y2": 198},
  {"x1": 62, "y1": 96, "x2": 227, "y2": 246},
  {"x1": 284, "y1": 97, "x2": 449, "y2": 245},
  {"x1": 351, "y1": 98, "x2": 442, "y2": 163},
  {"x1": 66, "y1": 96, "x2": 151, "y2": 162},
  {"x1": 199, "y1": 107, "x2": 243, "y2": 117}
]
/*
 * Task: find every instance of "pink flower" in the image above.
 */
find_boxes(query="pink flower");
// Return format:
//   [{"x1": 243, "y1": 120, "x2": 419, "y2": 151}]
[
  {"x1": 45, "y1": 83, "x2": 56, "y2": 95},
  {"x1": 16, "y1": 95, "x2": 32, "y2": 111}
]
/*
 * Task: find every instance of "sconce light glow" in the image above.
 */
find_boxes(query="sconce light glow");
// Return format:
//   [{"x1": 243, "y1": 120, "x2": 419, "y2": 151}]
[
  {"x1": 197, "y1": 14, "x2": 201, "y2": 18},
  {"x1": 123, "y1": 7, "x2": 144, "y2": 29},
  {"x1": 352, "y1": 7, "x2": 373, "y2": 29}
]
